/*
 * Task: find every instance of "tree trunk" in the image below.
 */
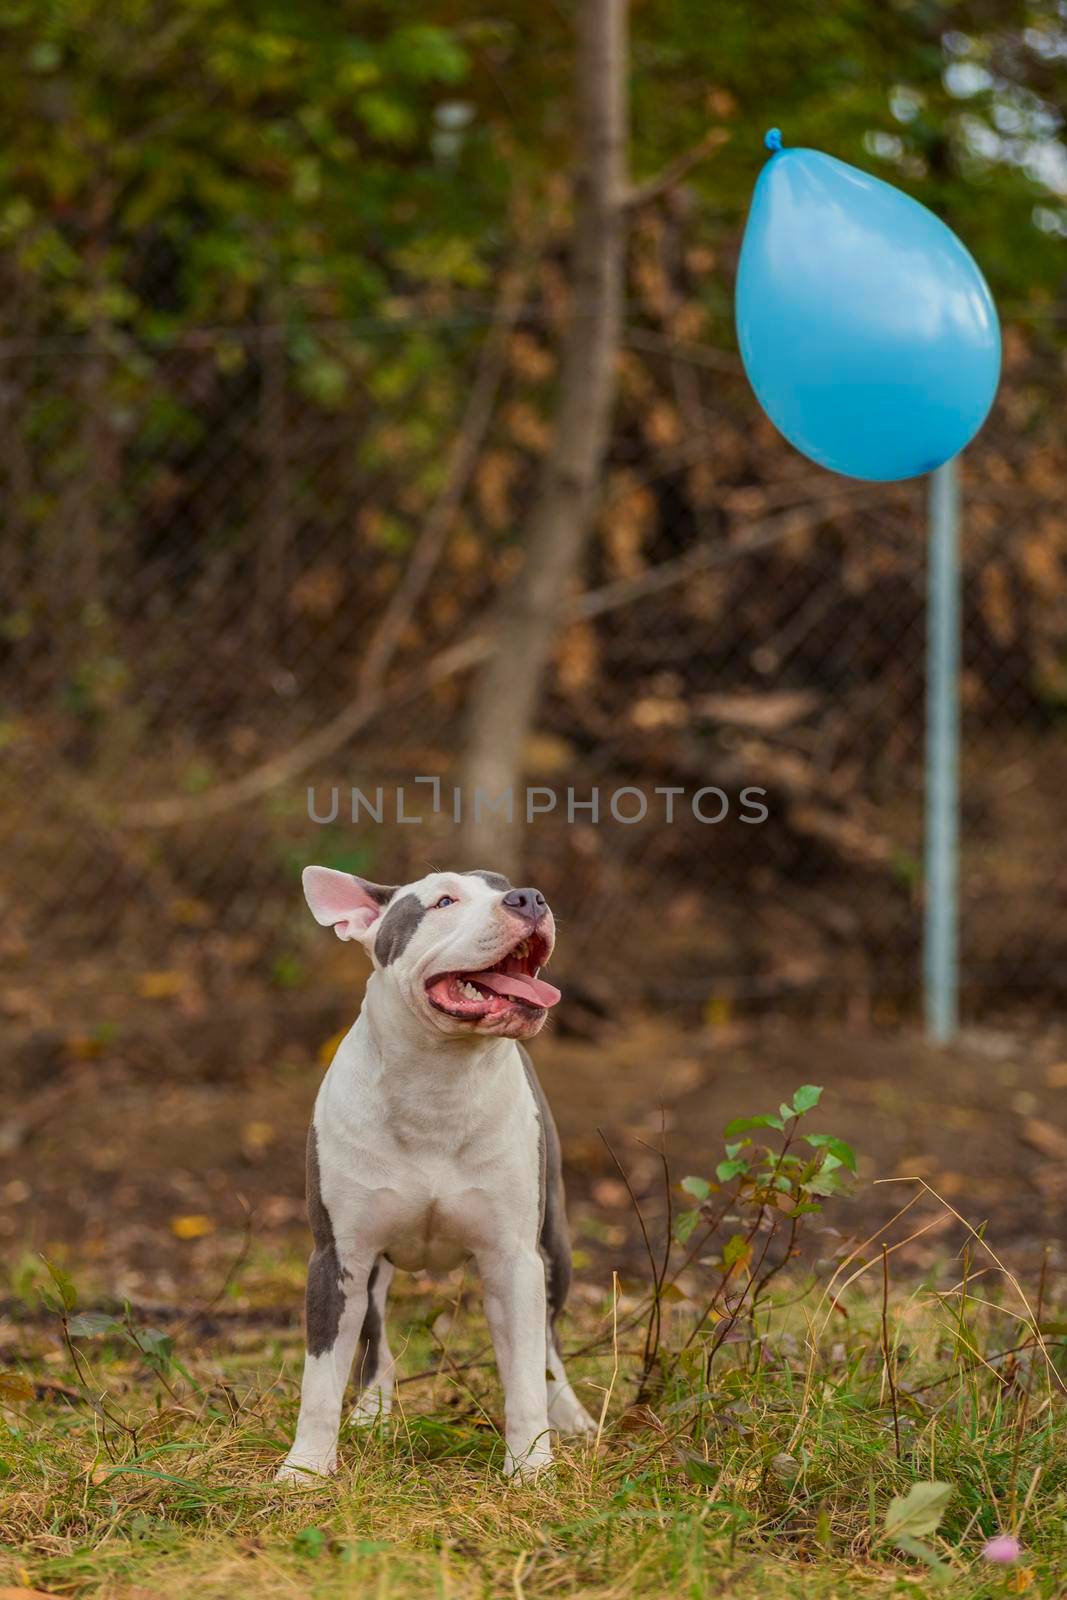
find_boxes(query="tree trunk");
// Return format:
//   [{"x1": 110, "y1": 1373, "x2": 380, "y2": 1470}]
[{"x1": 457, "y1": 0, "x2": 627, "y2": 876}]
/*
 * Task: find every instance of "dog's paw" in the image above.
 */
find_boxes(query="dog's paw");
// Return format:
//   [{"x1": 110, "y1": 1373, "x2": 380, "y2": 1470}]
[
  {"x1": 275, "y1": 1453, "x2": 336, "y2": 1484},
  {"x1": 548, "y1": 1389, "x2": 598, "y2": 1438},
  {"x1": 504, "y1": 1438, "x2": 554, "y2": 1480},
  {"x1": 550, "y1": 1401, "x2": 601, "y2": 1440},
  {"x1": 349, "y1": 1389, "x2": 393, "y2": 1429}
]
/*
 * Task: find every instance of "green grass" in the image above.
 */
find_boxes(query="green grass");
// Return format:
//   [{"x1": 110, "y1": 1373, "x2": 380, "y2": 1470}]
[{"x1": 2, "y1": 1240, "x2": 1067, "y2": 1600}]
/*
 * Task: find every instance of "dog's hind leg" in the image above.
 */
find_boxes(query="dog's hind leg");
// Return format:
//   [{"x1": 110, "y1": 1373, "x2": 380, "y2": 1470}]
[
  {"x1": 520, "y1": 1048, "x2": 596, "y2": 1438},
  {"x1": 547, "y1": 1324, "x2": 595, "y2": 1436},
  {"x1": 542, "y1": 1194, "x2": 595, "y2": 1436},
  {"x1": 350, "y1": 1254, "x2": 396, "y2": 1426}
]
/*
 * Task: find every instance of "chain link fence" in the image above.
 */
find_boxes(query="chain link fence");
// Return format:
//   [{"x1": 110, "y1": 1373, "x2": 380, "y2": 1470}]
[{"x1": 2, "y1": 303, "x2": 1065, "y2": 1045}]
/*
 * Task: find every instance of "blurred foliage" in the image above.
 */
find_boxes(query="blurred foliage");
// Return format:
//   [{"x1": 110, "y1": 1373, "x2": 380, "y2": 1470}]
[
  {"x1": 0, "y1": 0, "x2": 496, "y2": 326},
  {"x1": 4, "y1": 0, "x2": 1067, "y2": 1012},
  {"x1": 632, "y1": 0, "x2": 1067, "y2": 310},
  {"x1": 1, "y1": 1, "x2": 1064, "y2": 339}
]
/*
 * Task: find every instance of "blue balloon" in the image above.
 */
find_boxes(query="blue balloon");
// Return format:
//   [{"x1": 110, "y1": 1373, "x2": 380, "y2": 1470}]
[{"x1": 735, "y1": 134, "x2": 1001, "y2": 481}]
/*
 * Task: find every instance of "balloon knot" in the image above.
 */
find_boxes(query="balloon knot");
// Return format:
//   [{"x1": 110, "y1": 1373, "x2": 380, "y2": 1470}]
[{"x1": 763, "y1": 127, "x2": 783, "y2": 153}]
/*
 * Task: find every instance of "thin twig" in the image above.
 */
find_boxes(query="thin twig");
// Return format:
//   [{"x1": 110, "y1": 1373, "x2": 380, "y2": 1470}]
[
  {"x1": 119, "y1": 494, "x2": 882, "y2": 828},
  {"x1": 1008, "y1": 1246, "x2": 1049, "y2": 1530},
  {"x1": 59, "y1": 1317, "x2": 136, "y2": 1462},
  {"x1": 354, "y1": 258, "x2": 530, "y2": 700},
  {"x1": 874, "y1": 1178, "x2": 1066, "y2": 1395},
  {"x1": 683, "y1": 1120, "x2": 798, "y2": 1357},
  {"x1": 881, "y1": 1244, "x2": 901, "y2": 1460},
  {"x1": 627, "y1": 128, "x2": 730, "y2": 209},
  {"x1": 593, "y1": 1272, "x2": 621, "y2": 1452},
  {"x1": 597, "y1": 1128, "x2": 662, "y2": 1394}
]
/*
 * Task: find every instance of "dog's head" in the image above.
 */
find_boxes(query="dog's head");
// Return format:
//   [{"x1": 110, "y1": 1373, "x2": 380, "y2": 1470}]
[{"x1": 302, "y1": 866, "x2": 559, "y2": 1040}]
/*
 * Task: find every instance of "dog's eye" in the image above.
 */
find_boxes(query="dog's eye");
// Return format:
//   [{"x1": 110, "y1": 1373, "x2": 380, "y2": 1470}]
[{"x1": 433, "y1": 895, "x2": 457, "y2": 909}]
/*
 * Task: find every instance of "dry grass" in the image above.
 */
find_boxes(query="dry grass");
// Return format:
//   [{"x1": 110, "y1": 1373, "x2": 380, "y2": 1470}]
[{"x1": 2, "y1": 1219, "x2": 1067, "y2": 1600}]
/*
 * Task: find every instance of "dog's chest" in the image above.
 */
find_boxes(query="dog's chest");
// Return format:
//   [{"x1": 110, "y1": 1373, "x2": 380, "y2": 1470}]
[{"x1": 315, "y1": 1078, "x2": 542, "y2": 1274}]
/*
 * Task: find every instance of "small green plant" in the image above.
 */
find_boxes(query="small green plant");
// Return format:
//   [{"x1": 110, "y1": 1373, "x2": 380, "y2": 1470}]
[
  {"x1": 2, "y1": 1193, "x2": 1066, "y2": 1596},
  {"x1": 619, "y1": 1085, "x2": 856, "y2": 1396},
  {"x1": 35, "y1": 1257, "x2": 190, "y2": 1459}
]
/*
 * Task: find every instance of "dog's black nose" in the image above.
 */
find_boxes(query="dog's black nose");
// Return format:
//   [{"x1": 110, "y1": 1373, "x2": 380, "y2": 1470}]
[{"x1": 502, "y1": 886, "x2": 548, "y2": 922}]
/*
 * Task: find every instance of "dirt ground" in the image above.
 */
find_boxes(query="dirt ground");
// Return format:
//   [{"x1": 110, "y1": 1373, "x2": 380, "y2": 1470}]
[{"x1": 3, "y1": 1003, "x2": 1067, "y2": 1317}]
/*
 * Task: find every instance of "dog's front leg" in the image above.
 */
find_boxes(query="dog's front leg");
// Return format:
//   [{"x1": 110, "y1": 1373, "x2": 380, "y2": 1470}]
[
  {"x1": 276, "y1": 1250, "x2": 372, "y2": 1481},
  {"x1": 479, "y1": 1247, "x2": 552, "y2": 1478}
]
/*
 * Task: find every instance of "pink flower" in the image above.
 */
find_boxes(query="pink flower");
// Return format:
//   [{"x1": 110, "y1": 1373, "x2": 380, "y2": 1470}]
[{"x1": 982, "y1": 1534, "x2": 1021, "y2": 1564}]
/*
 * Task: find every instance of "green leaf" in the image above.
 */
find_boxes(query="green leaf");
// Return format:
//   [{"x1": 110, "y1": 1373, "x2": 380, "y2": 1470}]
[
  {"x1": 681, "y1": 1175, "x2": 711, "y2": 1202},
  {"x1": 132, "y1": 1327, "x2": 173, "y2": 1365},
  {"x1": 41, "y1": 1256, "x2": 77, "y2": 1314},
  {"x1": 676, "y1": 1448, "x2": 719, "y2": 1487},
  {"x1": 67, "y1": 1312, "x2": 121, "y2": 1339},
  {"x1": 892, "y1": 1535, "x2": 953, "y2": 1584},
  {"x1": 883, "y1": 1481, "x2": 954, "y2": 1542},
  {"x1": 715, "y1": 1158, "x2": 748, "y2": 1183},
  {"x1": 803, "y1": 1134, "x2": 857, "y2": 1172},
  {"x1": 673, "y1": 1209, "x2": 700, "y2": 1245},
  {"x1": 791, "y1": 1085, "x2": 823, "y2": 1114},
  {"x1": 804, "y1": 1172, "x2": 843, "y2": 1197},
  {"x1": 387, "y1": 25, "x2": 470, "y2": 84},
  {"x1": 293, "y1": 1525, "x2": 329, "y2": 1557},
  {"x1": 722, "y1": 1233, "x2": 750, "y2": 1271},
  {"x1": 723, "y1": 1114, "x2": 785, "y2": 1136}
]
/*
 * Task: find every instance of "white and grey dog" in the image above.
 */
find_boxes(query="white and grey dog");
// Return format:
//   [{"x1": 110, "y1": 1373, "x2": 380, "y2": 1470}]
[{"x1": 277, "y1": 865, "x2": 595, "y2": 1482}]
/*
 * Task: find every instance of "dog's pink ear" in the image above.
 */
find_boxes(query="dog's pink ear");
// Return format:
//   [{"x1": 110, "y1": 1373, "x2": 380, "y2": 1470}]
[{"x1": 302, "y1": 866, "x2": 396, "y2": 943}]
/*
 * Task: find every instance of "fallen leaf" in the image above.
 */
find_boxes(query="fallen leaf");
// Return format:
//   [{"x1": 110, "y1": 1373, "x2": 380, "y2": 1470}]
[
  {"x1": 1020, "y1": 1119, "x2": 1067, "y2": 1162},
  {"x1": 168, "y1": 897, "x2": 211, "y2": 926},
  {"x1": 694, "y1": 689, "x2": 822, "y2": 732},
  {"x1": 0, "y1": 1371, "x2": 34, "y2": 1402},
  {"x1": 137, "y1": 971, "x2": 186, "y2": 1000},
  {"x1": 241, "y1": 1121, "x2": 275, "y2": 1155},
  {"x1": 170, "y1": 1214, "x2": 215, "y2": 1240},
  {"x1": 64, "y1": 1033, "x2": 105, "y2": 1060},
  {"x1": 618, "y1": 1404, "x2": 666, "y2": 1435},
  {"x1": 703, "y1": 995, "x2": 733, "y2": 1031}
]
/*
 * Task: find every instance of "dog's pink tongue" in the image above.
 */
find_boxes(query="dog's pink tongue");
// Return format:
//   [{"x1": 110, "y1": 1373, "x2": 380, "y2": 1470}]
[{"x1": 476, "y1": 970, "x2": 561, "y2": 1008}]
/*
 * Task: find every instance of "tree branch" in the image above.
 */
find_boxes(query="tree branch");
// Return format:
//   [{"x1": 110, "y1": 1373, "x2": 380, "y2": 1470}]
[
  {"x1": 118, "y1": 492, "x2": 883, "y2": 829},
  {"x1": 627, "y1": 127, "x2": 729, "y2": 210},
  {"x1": 354, "y1": 257, "x2": 530, "y2": 700}
]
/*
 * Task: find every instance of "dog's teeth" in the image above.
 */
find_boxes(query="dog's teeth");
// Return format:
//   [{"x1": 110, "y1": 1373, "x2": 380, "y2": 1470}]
[{"x1": 459, "y1": 981, "x2": 482, "y2": 1001}]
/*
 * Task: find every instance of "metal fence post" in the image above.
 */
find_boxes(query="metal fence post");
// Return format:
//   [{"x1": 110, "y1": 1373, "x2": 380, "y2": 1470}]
[{"x1": 924, "y1": 456, "x2": 961, "y2": 1043}]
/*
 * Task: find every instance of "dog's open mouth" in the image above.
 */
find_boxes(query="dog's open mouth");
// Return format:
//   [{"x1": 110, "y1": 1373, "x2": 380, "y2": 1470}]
[{"x1": 425, "y1": 931, "x2": 560, "y2": 1021}]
